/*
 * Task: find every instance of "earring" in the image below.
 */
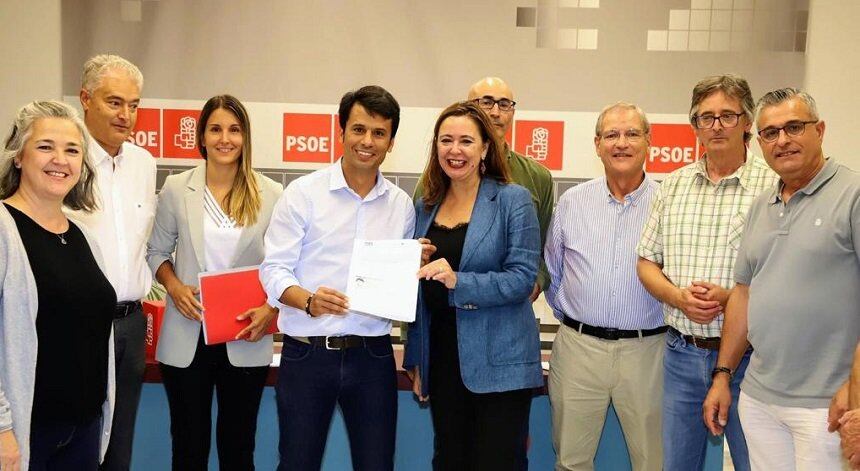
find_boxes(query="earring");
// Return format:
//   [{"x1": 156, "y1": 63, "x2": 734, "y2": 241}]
[
  {"x1": 480, "y1": 158, "x2": 486, "y2": 174},
  {"x1": 13, "y1": 161, "x2": 20, "y2": 169}
]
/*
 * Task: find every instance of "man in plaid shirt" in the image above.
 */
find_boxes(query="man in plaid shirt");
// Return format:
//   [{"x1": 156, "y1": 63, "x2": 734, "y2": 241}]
[{"x1": 636, "y1": 74, "x2": 777, "y2": 471}]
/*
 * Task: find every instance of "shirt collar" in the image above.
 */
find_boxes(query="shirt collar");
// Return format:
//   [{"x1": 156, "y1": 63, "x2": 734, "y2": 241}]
[
  {"x1": 328, "y1": 158, "x2": 389, "y2": 200},
  {"x1": 769, "y1": 157, "x2": 837, "y2": 203},
  {"x1": 604, "y1": 174, "x2": 652, "y2": 205},
  {"x1": 693, "y1": 148, "x2": 756, "y2": 189},
  {"x1": 88, "y1": 135, "x2": 124, "y2": 167}
]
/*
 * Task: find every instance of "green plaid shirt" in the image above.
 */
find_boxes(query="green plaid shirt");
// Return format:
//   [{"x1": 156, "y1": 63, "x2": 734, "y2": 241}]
[{"x1": 637, "y1": 152, "x2": 778, "y2": 337}]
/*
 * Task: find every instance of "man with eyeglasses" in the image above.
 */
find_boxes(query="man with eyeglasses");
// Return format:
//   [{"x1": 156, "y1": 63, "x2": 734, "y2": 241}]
[
  {"x1": 546, "y1": 103, "x2": 664, "y2": 470},
  {"x1": 701, "y1": 88, "x2": 860, "y2": 470},
  {"x1": 636, "y1": 74, "x2": 777, "y2": 471}
]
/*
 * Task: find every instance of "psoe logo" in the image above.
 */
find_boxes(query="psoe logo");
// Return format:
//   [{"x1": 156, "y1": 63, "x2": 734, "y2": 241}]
[
  {"x1": 162, "y1": 109, "x2": 202, "y2": 159},
  {"x1": 514, "y1": 120, "x2": 564, "y2": 170},
  {"x1": 283, "y1": 113, "x2": 334, "y2": 163},
  {"x1": 174, "y1": 116, "x2": 197, "y2": 150},
  {"x1": 647, "y1": 124, "x2": 700, "y2": 173}
]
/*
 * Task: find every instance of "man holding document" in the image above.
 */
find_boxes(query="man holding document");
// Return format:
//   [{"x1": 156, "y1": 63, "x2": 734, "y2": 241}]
[{"x1": 260, "y1": 85, "x2": 415, "y2": 471}]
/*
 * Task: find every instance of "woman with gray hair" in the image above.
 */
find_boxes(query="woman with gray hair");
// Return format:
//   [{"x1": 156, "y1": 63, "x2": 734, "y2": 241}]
[{"x1": 0, "y1": 100, "x2": 116, "y2": 471}]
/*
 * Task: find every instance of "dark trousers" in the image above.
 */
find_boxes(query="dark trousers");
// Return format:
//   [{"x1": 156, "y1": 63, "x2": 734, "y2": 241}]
[
  {"x1": 429, "y1": 316, "x2": 532, "y2": 471},
  {"x1": 160, "y1": 330, "x2": 268, "y2": 471},
  {"x1": 101, "y1": 307, "x2": 146, "y2": 471},
  {"x1": 275, "y1": 335, "x2": 397, "y2": 471},
  {"x1": 30, "y1": 416, "x2": 101, "y2": 471}
]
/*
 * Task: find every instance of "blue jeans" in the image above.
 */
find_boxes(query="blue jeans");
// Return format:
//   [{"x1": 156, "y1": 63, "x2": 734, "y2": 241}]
[
  {"x1": 663, "y1": 328, "x2": 751, "y2": 471},
  {"x1": 29, "y1": 416, "x2": 101, "y2": 471},
  {"x1": 276, "y1": 335, "x2": 397, "y2": 471}
]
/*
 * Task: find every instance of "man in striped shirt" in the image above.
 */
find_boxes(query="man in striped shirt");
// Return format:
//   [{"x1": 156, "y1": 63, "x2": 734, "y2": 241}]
[
  {"x1": 636, "y1": 75, "x2": 778, "y2": 471},
  {"x1": 546, "y1": 102, "x2": 664, "y2": 470}
]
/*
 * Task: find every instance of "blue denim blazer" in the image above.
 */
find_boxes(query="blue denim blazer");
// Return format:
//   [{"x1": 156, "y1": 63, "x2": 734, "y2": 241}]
[{"x1": 403, "y1": 177, "x2": 543, "y2": 396}]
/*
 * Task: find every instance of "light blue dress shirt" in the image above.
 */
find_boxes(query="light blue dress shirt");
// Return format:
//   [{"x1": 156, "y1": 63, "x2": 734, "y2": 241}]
[
  {"x1": 261, "y1": 160, "x2": 416, "y2": 337},
  {"x1": 544, "y1": 176, "x2": 663, "y2": 330}
]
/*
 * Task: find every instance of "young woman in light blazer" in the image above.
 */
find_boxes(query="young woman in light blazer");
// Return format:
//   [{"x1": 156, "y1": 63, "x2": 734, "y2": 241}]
[{"x1": 146, "y1": 95, "x2": 282, "y2": 471}]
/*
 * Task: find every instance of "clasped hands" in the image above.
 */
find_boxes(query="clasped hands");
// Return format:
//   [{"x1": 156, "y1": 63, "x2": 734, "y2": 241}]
[{"x1": 677, "y1": 280, "x2": 730, "y2": 324}]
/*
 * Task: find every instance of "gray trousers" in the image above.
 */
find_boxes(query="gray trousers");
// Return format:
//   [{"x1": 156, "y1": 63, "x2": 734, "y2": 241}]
[{"x1": 100, "y1": 307, "x2": 146, "y2": 471}]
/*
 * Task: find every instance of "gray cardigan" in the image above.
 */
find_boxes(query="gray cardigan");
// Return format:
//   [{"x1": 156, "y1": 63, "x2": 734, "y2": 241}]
[{"x1": 0, "y1": 204, "x2": 115, "y2": 470}]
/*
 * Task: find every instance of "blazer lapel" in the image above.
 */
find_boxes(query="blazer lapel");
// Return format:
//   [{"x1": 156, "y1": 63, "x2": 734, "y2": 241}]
[
  {"x1": 416, "y1": 200, "x2": 440, "y2": 239},
  {"x1": 184, "y1": 166, "x2": 207, "y2": 272},
  {"x1": 228, "y1": 180, "x2": 267, "y2": 268},
  {"x1": 459, "y1": 178, "x2": 499, "y2": 269}
]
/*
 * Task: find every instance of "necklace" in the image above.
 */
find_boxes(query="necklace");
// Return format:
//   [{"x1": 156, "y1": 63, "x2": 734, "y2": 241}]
[{"x1": 57, "y1": 232, "x2": 67, "y2": 245}]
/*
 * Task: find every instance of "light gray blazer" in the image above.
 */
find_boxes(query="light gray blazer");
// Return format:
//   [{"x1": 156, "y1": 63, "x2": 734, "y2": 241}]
[
  {"x1": 146, "y1": 165, "x2": 283, "y2": 368},
  {"x1": 0, "y1": 204, "x2": 115, "y2": 471}
]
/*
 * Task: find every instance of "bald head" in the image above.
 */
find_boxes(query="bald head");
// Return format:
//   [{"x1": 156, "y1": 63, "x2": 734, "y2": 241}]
[
  {"x1": 467, "y1": 77, "x2": 515, "y2": 141},
  {"x1": 468, "y1": 77, "x2": 514, "y2": 101}
]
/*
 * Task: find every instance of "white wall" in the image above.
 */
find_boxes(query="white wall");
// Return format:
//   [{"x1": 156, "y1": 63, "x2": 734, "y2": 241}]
[
  {"x1": 0, "y1": 0, "x2": 62, "y2": 121},
  {"x1": 805, "y1": 0, "x2": 860, "y2": 169}
]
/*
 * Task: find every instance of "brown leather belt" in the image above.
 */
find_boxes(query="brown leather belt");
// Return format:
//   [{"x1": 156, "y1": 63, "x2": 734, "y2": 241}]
[{"x1": 669, "y1": 327, "x2": 721, "y2": 350}]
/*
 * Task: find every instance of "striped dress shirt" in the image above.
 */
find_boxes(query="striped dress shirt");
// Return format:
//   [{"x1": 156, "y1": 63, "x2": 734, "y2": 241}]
[
  {"x1": 545, "y1": 175, "x2": 663, "y2": 330},
  {"x1": 636, "y1": 153, "x2": 778, "y2": 337}
]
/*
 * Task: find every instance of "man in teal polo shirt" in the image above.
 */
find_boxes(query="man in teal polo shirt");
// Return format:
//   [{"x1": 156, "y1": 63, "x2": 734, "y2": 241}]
[
  {"x1": 703, "y1": 88, "x2": 860, "y2": 470},
  {"x1": 414, "y1": 77, "x2": 553, "y2": 300}
]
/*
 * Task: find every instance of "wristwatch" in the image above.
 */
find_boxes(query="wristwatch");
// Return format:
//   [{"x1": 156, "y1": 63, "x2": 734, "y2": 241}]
[
  {"x1": 711, "y1": 366, "x2": 734, "y2": 380},
  {"x1": 304, "y1": 294, "x2": 314, "y2": 317}
]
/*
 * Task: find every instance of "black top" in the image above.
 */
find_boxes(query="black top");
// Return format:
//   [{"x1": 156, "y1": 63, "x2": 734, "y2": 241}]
[
  {"x1": 422, "y1": 222, "x2": 468, "y2": 364},
  {"x1": 4, "y1": 203, "x2": 116, "y2": 425}
]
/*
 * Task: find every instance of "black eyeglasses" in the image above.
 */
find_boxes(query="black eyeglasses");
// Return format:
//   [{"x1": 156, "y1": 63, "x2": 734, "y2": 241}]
[
  {"x1": 757, "y1": 120, "x2": 818, "y2": 142},
  {"x1": 692, "y1": 112, "x2": 744, "y2": 129},
  {"x1": 473, "y1": 97, "x2": 516, "y2": 112}
]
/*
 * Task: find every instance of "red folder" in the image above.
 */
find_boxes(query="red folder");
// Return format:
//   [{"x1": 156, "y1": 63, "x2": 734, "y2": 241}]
[{"x1": 198, "y1": 266, "x2": 278, "y2": 345}]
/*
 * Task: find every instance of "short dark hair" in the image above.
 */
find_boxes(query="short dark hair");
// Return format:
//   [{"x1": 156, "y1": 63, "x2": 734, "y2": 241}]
[{"x1": 338, "y1": 85, "x2": 400, "y2": 138}]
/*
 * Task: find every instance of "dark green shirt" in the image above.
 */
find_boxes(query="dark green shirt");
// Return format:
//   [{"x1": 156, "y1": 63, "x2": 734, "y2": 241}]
[{"x1": 413, "y1": 147, "x2": 553, "y2": 290}]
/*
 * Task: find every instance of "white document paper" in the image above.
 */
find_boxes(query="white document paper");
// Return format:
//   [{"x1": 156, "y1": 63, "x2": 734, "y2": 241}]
[{"x1": 346, "y1": 239, "x2": 421, "y2": 322}]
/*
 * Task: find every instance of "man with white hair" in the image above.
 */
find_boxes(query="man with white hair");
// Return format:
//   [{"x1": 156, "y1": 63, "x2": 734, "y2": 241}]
[
  {"x1": 70, "y1": 54, "x2": 156, "y2": 471},
  {"x1": 546, "y1": 102, "x2": 664, "y2": 470},
  {"x1": 703, "y1": 88, "x2": 860, "y2": 470}
]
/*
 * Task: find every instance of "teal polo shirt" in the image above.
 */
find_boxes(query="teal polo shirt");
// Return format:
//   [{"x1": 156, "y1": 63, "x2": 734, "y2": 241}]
[{"x1": 735, "y1": 158, "x2": 860, "y2": 408}]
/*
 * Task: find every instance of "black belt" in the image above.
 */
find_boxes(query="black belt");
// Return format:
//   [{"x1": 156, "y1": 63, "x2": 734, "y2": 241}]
[
  {"x1": 290, "y1": 334, "x2": 391, "y2": 350},
  {"x1": 562, "y1": 316, "x2": 667, "y2": 340},
  {"x1": 114, "y1": 301, "x2": 142, "y2": 319},
  {"x1": 668, "y1": 326, "x2": 722, "y2": 351}
]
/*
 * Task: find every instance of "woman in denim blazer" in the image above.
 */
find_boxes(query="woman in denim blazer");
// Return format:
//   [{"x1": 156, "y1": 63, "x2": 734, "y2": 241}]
[{"x1": 404, "y1": 101, "x2": 542, "y2": 470}]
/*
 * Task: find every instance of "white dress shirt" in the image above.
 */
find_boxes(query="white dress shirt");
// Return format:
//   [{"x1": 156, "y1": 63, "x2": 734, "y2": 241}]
[
  {"x1": 261, "y1": 160, "x2": 416, "y2": 337},
  {"x1": 68, "y1": 137, "x2": 157, "y2": 302}
]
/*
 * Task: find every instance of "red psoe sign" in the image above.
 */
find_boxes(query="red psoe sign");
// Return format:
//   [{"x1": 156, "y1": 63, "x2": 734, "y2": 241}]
[
  {"x1": 283, "y1": 113, "x2": 334, "y2": 163},
  {"x1": 514, "y1": 120, "x2": 564, "y2": 170},
  {"x1": 162, "y1": 109, "x2": 202, "y2": 159},
  {"x1": 647, "y1": 124, "x2": 700, "y2": 173},
  {"x1": 129, "y1": 108, "x2": 161, "y2": 156}
]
